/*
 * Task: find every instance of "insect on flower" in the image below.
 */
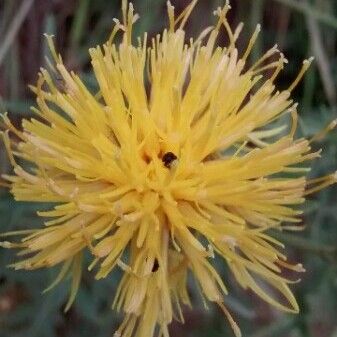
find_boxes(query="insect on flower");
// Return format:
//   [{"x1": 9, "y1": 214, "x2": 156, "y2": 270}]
[
  {"x1": 152, "y1": 258, "x2": 160, "y2": 272},
  {"x1": 1, "y1": 1, "x2": 337, "y2": 337},
  {"x1": 162, "y1": 152, "x2": 178, "y2": 168}
]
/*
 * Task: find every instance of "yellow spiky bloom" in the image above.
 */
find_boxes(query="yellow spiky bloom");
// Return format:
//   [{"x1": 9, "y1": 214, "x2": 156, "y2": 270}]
[{"x1": 1, "y1": 1, "x2": 337, "y2": 336}]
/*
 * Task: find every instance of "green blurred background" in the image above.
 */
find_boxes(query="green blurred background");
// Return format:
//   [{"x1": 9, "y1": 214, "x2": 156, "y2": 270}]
[{"x1": 0, "y1": 0, "x2": 337, "y2": 336}]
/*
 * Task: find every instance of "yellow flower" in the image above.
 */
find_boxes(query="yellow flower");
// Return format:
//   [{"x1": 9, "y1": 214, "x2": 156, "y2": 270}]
[{"x1": 1, "y1": 1, "x2": 336, "y2": 336}]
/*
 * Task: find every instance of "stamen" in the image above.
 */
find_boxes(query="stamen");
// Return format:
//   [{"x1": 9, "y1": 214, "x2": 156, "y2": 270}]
[
  {"x1": 121, "y1": 0, "x2": 139, "y2": 44},
  {"x1": 117, "y1": 259, "x2": 133, "y2": 273},
  {"x1": 277, "y1": 260, "x2": 306, "y2": 272},
  {"x1": 234, "y1": 141, "x2": 248, "y2": 157},
  {"x1": 64, "y1": 253, "x2": 82, "y2": 312},
  {"x1": 194, "y1": 26, "x2": 214, "y2": 46},
  {"x1": 281, "y1": 224, "x2": 306, "y2": 231},
  {"x1": 252, "y1": 60, "x2": 285, "y2": 75},
  {"x1": 88, "y1": 258, "x2": 99, "y2": 271},
  {"x1": 167, "y1": 1, "x2": 175, "y2": 33},
  {"x1": 217, "y1": 302, "x2": 242, "y2": 337},
  {"x1": 247, "y1": 134, "x2": 268, "y2": 148},
  {"x1": 108, "y1": 19, "x2": 122, "y2": 45},
  {"x1": 233, "y1": 22, "x2": 244, "y2": 44},
  {"x1": 43, "y1": 34, "x2": 62, "y2": 65},
  {"x1": 305, "y1": 172, "x2": 337, "y2": 195},
  {"x1": 249, "y1": 44, "x2": 279, "y2": 72},
  {"x1": 43, "y1": 259, "x2": 72, "y2": 294},
  {"x1": 0, "y1": 179, "x2": 10, "y2": 188},
  {"x1": 0, "y1": 229, "x2": 38, "y2": 237},
  {"x1": 242, "y1": 24, "x2": 261, "y2": 61},
  {"x1": 270, "y1": 54, "x2": 288, "y2": 83},
  {"x1": 114, "y1": 315, "x2": 132, "y2": 337},
  {"x1": 283, "y1": 167, "x2": 311, "y2": 173},
  {"x1": 214, "y1": 2, "x2": 231, "y2": 32},
  {"x1": 175, "y1": 0, "x2": 198, "y2": 30},
  {"x1": 122, "y1": 0, "x2": 128, "y2": 28},
  {"x1": 289, "y1": 104, "x2": 298, "y2": 139},
  {"x1": 288, "y1": 57, "x2": 314, "y2": 92},
  {"x1": 80, "y1": 222, "x2": 99, "y2": 257},
  {"x1": 44, "y1": 56, "x2": 58, "y2": 74},
  {"x1": 221, "y1": 19, "x2": 235, "y2": 50},
  {"x1": 127, "y1": 3, "x2": 137, "y2": 43},
  {"x1": 309, "y1": 118, "x2": 337, "y2": 143},
  {"x1": 0, "y1": 131, "x2": 16, "y2": 167},
  {"x1": 0, "y1": 241, "x2": 17, "y2": 248}
]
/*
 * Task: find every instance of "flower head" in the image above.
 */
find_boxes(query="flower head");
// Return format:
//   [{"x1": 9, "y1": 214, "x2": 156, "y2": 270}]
[{"x1": 1, "y1": 1, "x2": 336, "y2": 336}]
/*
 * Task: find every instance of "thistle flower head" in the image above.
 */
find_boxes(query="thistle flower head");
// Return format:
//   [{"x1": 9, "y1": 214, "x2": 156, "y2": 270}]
[{"x1": 1, "y1": 1, "x2": 336, "y2": 337}]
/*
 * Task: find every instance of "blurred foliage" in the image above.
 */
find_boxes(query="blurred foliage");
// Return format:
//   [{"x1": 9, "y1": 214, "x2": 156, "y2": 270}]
[{"x1": 0, "y1": 0, "x2": 337, "y2": 336}]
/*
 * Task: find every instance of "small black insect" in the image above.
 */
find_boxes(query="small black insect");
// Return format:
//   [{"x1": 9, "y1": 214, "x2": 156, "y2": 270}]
[
  {"x1": 152, "y1": 258, "x2": 159, "y2": 272},
  {"x1": 162, "y1": 152, "x2": 177, "y2": 168}
]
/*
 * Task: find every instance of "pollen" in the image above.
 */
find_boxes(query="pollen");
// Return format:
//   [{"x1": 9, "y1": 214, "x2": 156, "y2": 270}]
[{"x1": 0, "y1": 1, "x2": 336, "y2": 337}]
